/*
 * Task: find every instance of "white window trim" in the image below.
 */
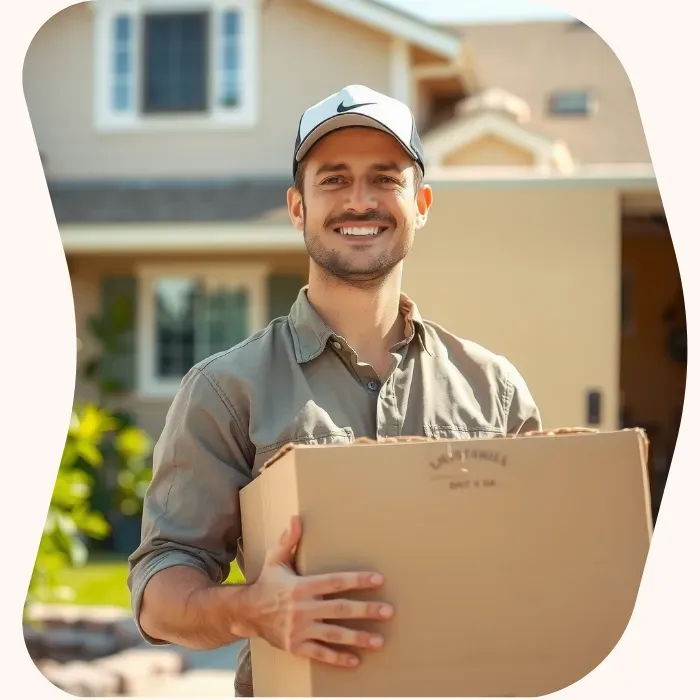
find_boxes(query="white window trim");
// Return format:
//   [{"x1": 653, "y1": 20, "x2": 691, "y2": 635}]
[
  {"x1": 93, "y1": 0, "x2": 260, "y2": 132},
  {"x1": 135, "y1": 262, "x2": 269, "y2": 398}
]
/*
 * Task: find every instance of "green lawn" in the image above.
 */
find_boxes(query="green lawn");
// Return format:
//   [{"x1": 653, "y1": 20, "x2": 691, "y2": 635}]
[{"x1": 44, "y1": 554, "x2": 245, "y2": 609}]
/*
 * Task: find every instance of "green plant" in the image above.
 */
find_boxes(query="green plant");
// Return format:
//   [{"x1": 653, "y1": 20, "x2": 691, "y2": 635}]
[{"x1": 27, "y1": 405, "x2": 116, "y2": 612}]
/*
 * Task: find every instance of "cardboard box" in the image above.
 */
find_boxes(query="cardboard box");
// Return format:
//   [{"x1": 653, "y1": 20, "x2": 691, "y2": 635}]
[{"x1": 240, "y1": 430, "x2": 652, "y2": 697}]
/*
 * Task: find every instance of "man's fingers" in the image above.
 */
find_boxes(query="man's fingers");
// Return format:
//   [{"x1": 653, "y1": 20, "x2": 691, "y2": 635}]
[
  {"x1": 269, "y1": 515, "x2": 302, "y2": 566},
  {"x1": 308, "y1": 623, "x2": 384, "y2": 650},
  {"x1": 312, "y1": 598, "x2": 394, "y2": 622},
  {"x1": 295, "y1": 641, "x2": 360, "y2": 668},
  {"x1": 300, "y1": 571, "x2": 385, "y2": 597}
]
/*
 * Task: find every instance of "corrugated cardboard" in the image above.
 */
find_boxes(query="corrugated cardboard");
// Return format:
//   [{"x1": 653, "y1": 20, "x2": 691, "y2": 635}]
[{"x1": 239, "y1": 430, "x2": 652, "y2": 697}]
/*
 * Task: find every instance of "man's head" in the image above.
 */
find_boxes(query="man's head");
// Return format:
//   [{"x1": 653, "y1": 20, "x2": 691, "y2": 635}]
[{"x1": 287, "y1": 85, "x2": 433, "y2": 287}]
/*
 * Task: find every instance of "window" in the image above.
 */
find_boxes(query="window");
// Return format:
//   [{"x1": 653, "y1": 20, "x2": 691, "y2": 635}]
[
  {"x1": 548, "y1": 90, "x2": 595, "y2": 116},
  {"x1": 137, "y1": 264, "x2": 268, "y2": 397},
  {"x1": 143, "y1": 13, "x2": 209, "y2": 113},
  {"x1": 95, "y1": 0, "x2": 258, "y2": 130}
]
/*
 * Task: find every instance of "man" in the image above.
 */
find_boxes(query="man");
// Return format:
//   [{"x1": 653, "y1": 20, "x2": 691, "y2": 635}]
[{"x1": 127, "y1": 85, "x2": 543, "y2": 697}]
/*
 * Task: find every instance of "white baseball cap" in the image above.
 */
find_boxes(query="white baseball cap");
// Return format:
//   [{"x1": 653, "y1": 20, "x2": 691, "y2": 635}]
[{"x1": 293, "y1": 84, "x2": 425, "y2": 177}]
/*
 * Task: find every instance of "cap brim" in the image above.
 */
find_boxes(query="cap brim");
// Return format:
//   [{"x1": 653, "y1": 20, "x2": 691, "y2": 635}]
[{"x1": 295, "y1": 113, "x2": 418, "y2": 164}]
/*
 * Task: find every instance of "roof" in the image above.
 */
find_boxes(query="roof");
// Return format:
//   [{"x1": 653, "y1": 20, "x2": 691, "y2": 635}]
[
  {"x1": 305, "y1": 0, "x2": 462, "y2": 58},
  {"x1": 446, "y1": 20, "x2": 652, "y2": 165},
  {"x1": 48, "y1": 180, "x2": 292, "y2": 224}
]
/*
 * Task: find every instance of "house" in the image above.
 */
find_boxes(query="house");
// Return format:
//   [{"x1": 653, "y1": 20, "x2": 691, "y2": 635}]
[{"x1": 23, "y1": 2, "x2": 680, "y2": 520}]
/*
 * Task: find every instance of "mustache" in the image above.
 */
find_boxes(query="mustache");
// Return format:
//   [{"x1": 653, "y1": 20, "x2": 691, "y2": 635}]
[{"x1": 325, "y1": 211, "x2": 396, "y2": 228}]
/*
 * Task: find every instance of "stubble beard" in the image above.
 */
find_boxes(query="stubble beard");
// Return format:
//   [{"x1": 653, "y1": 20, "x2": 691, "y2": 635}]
[{"x1": 301, "y1": 200, "x2": 413, "y2": 289}]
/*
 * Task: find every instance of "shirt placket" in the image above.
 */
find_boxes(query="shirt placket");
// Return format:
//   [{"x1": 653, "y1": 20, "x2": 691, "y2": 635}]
[{"x1": 329, "y1": 335, "x2": 409, "y2": 440}]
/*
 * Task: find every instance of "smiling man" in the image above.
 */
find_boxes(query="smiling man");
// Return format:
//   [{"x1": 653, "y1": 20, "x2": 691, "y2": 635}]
[{"x1": 128, "y1": 85, "x2": 543, "y2": 697}]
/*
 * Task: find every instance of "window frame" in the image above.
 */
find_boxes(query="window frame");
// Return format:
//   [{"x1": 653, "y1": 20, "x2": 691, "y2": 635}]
[
  {"x1": 93, "y1": 0, "x2": 259, "y2": 132},
  {"x1": 135, "y1": 262, "x2": 269, "y2": 398}
]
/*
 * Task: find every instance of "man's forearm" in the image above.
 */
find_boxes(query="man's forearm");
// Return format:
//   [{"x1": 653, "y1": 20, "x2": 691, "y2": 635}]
[{"x1": 139, "y1": 565, "x2": 253, "y2": 651}]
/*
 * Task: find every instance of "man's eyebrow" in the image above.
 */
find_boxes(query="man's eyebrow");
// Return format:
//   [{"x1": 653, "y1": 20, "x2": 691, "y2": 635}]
[
  {"x1": 315, "y1": 161, "x2": 405, "y2": 177},
  {"x1": 315, "y1": 163, "x2": 350, "y2": 176},
  {"x1": 371, "y1": 161, "x2": 403, "y2": 173}
]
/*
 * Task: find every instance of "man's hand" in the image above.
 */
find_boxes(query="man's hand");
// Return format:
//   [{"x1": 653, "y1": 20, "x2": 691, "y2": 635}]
[{"x1": 233, "y1": 515, "x2": 393, "y2": 669}]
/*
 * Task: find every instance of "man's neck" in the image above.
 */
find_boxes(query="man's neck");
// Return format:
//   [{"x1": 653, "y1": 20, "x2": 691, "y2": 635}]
[{"x1": 306, "y1": 266, "x2": 406, "y2": 361}]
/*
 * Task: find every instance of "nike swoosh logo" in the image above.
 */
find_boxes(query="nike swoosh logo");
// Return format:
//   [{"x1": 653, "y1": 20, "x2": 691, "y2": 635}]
[{"x1": 337, "y1": 101, "x2": 376, "y2": 113}]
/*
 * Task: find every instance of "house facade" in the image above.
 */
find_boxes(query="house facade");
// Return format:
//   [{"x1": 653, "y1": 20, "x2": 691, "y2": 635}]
[{"x1": 24, "y1": 2, "x2": 681, "y2": 518}]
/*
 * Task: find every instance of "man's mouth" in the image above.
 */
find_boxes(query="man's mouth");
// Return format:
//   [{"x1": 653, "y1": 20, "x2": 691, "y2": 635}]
[{"x1": 333, "y1": 226, "x2": 389, "y2": 237}]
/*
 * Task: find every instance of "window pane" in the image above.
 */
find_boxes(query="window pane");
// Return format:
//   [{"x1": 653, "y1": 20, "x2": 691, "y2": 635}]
[
  {"x1": 549, "y1": 90, "x2": 591, "y2": 115},
  {"x1": 194, "y1": 289, "x2": 248, "y2": 361},
  {"x1": 219, "y1": 10, "x2": 241, "y2": 107},
  {"x1": 115, "y1": 15, "x2": 131, "y2": 43},
  {"x1": 144, "y1": 13, "x2": 208, "y2": 113},
  {"x1": 154, "y1": 278, "x2": 198, "y2": 379},
  {"x1": 112, "y1": 16, "x2": 133, "y2": 112},
  {"x1": 114, "y1": 82, "x2": 130, "y2": 111}
]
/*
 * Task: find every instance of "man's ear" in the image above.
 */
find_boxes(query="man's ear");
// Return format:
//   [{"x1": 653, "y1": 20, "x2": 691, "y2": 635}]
[
  {"x1": 415, "y1": 183, "x2": 433, "y2": 230},
  {"x1": 287, "y1": 187, "x2": 304, "y2": 232}
]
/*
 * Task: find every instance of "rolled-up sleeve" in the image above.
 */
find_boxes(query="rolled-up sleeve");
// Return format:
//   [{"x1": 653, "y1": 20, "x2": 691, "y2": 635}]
[
  {"x1": 499, "y1": 356, "x2": 543, "y2": 435},
  {"x1": 127, "y1": 365, "x2": 253, "y2": 644}
]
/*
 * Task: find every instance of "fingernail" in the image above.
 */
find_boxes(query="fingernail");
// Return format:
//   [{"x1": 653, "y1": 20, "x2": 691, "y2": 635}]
[
  {"x1": 380, "y1": 605, "x2": 393, "y2": 618},
  {"x1": 347, "y1": 657, "x2": 359, "y2": 667},
  {"x1": 370, "y1": 636, "x2": 384, "y2": 648},
  {"x1": 371, "y1": 574, "x2": 383, "y2": 585}
]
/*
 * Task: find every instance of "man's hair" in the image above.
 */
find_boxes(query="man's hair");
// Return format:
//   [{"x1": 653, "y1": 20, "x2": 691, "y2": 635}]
[{"x1": 294, "y1": 158, "x2": 424, "y2": 198}]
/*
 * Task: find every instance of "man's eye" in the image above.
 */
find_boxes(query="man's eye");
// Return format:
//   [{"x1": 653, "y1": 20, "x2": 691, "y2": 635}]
[
  {"x1": 322, "y1": 177, "x2": 344, "y2": 185},
  {"x1": 377, "y1": 176, "x2": 399, "y2": 184}
]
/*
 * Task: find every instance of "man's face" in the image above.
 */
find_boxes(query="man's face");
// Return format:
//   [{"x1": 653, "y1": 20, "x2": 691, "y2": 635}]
[{"x1": 288, "y1": 127, "x2": 432, "y2": 286}]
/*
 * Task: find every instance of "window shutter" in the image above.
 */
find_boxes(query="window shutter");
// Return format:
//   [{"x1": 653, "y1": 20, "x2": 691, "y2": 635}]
[
  {"x1": 267, "y1": 273, "x2": 307, "y2": 322},
  {"x1": 99, "y1": 276, "x2": 138, "y2": 393}
]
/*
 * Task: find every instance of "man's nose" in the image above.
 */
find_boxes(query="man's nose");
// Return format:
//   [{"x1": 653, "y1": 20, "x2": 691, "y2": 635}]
[{"x1": 344, "y1": 179, "x2": 377, "y2": 212}]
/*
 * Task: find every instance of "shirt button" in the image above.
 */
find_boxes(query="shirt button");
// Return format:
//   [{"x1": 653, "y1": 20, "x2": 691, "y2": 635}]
[
  {"x1": 367, "y1": 380, "x2": 379, "y2": 392},
  {"x1": 332, "y1": 341, "x2": 342, "y2": 350}
]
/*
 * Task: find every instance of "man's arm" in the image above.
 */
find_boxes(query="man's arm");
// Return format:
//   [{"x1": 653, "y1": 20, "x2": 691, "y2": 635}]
[
  {"x1": 128, "y1": 364, "x2": 393, "y2": 667},
  {"x1": 127, "y1": 365, "x2": 253, "y2": 649}
]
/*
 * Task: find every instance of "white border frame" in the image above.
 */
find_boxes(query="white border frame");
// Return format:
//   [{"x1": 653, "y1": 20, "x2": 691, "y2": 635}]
[
  {"x1": 135, "y1": 260, "x2": 268, "y2": 397},
  {"x1": 93, "y1": 0, "x2": 260, "y2": 132}
]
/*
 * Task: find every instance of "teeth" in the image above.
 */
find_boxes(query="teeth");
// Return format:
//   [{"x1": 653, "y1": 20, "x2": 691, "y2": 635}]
[{"x1": 339, "y1": 227, "x2": 380, "y2": 236}]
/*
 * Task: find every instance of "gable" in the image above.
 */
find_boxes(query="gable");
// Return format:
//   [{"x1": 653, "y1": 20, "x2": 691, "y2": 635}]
[
  {"x1": 423, "y1": 109, "x2": 574, "y2": 171},
  {"x1": 442, "y1": 134, "x2": 535, "y2": 167}
]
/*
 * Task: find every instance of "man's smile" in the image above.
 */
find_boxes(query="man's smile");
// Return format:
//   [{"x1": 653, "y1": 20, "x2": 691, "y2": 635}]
[{"x1": 333, "y1": 225, "x2": 389, "y2": 237}]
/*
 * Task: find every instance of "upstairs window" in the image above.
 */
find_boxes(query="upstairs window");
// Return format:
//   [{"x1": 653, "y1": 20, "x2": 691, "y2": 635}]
[
  {"x1": 548, "y1": 89, "x2": 594, "y2": 116},
  {"x1": 95, "y1": 0, "x2": 257, "y2": 130}
]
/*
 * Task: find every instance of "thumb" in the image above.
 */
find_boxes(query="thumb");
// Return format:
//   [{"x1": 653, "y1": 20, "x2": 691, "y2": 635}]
[{"x1": 269, "y1": 515, "x2": 302, "y2": 566}]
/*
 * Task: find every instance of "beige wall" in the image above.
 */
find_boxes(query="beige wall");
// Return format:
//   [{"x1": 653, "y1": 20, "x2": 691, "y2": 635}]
[
  {"x1": 23, "y1": 1, "x2": 393, "y2": 180},
  {"x1": 442, "y1": 135, "x2": 535, "y2": 167},
  {"x1": 462, "y1": 22, "x2": 651, "y2": 165},
  {"x1": 403, "y1": 186, "x2": 621, "y2": 431},
  {"x1": 70, "y1": 251, "x2": 308, "y2": 439}
]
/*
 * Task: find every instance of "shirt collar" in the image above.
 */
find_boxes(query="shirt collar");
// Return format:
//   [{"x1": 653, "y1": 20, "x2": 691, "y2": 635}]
[{"x1": 288, "y1": 286, "x2": 435, "y2": 364}]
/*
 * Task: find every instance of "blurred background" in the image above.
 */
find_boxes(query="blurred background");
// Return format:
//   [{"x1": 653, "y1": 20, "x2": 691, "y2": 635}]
[{"x1": 22, "y1": 0, "x2": 684, "y2": 695}]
